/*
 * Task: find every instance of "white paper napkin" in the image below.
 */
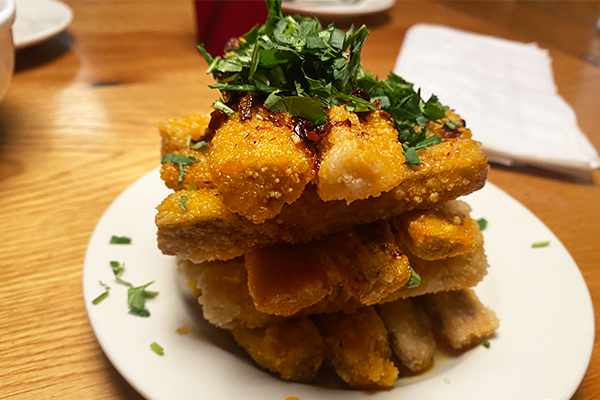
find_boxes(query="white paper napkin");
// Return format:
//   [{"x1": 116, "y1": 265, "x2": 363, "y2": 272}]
[{"x1": 394, "y1": 23, "x2": 600, "y2": 176}]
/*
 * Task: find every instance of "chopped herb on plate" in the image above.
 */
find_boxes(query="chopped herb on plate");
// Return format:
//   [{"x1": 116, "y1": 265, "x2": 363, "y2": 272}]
[
  {"x1": 482, "y1": 338, "x2": 491, "y2": 348},
  {"x1": 477, "y1": 218, "x2": 488, "y2": 231},
  {"x1": 150, "y1": 341, "x2": 164, "y2": 355},
  {"x1": 110, "y1": 235, "x2": 132, "y2": 244},
  {"x1": 532, "y1": 241, "x2": 550, "y2": 248},
  {"x1": 91, "y1": 281, "x2": 110, "y2": 305},
  {"x1": 128, "y1": 281, "x2": 159, "y2": 317}
]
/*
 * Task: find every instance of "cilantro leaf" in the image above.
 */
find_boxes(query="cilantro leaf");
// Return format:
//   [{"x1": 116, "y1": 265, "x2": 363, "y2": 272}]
[
  {"x1": 110, "y1": 261, "x2": 124, "y2": 276},
  {"x1": 180, "y1": 195, "x2": 187, "y2": 211},
  {"x1": 477, "y1": 218, "x2": 488, "y2": 231},
  {"x1": 127, "y1": 281, "x2": 158, "y2": 317},
  {"x1": 406, "y1": 266, "x2": 421, "y2": 288},
  {"x1": 161, "y1": 154, "x2": 199, "y2": 185},
  {"x1": 110, "y1": 236, "x2": 131, "y2": 244},
  {"x1": 482, "y1": 338, "x2": 491, "y2": 348},
  {"x1": 191, "y1": 141, "x2": 209, "y2": 150}
]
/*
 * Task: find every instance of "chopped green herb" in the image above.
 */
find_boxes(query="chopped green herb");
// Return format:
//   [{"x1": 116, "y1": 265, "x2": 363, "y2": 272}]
[
  {"x1": 482, "y1": 338, "x2": 491, "y2": 348},
  {"x1": 532, "y1": 241, "x2": 550, "y2": 248},
  {"x1": 92, "y1": 290, "x2": 109, "y2": 305},
  {"x1": 191, "y1": 141, "x2": 210, "y2": 150},
  {"x1": 477, "y1": 218, "x2": 488, "y2": 231},
  {"x1": 110, "y1": 261, "x2": 124, "y2": 276},
  {"x1": 92, "y1": 281, "x2": 110, "y2": 305},
  {"x1": 110, "y1": 236, "x2": 132, "y2": 244},
  {"x1": 444, "y1": 119, "x2": 460, "y2": 130},
  {"x1": 127, "y1": 281, "x2": 158, "y2": 317},
  {"x1": 161, "y1": 154, "x2": 199, "y2": 185},
  {"x1": 197, "y1": 0, "x2": 449, "y2": 163},
  {"x1": 150, "y1": 341, "x2": 164, "y2": 355},
  {"x1": 180, "y1": 195, "x2": 187, "y2": 211},
  {"x1": 185, "y1": 135, "x2": 192, "y2": 147},
  {"x1": 184, "y1": 183, "x2": 198, "y2": 190},
  {"x1": 406, "y1": 266, "x2": 421, "y2": 288}
]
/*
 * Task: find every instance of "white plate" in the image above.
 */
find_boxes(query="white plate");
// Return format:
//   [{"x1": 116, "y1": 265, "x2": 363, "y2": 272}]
[
  {"x1": 12, "y1": 0, "x2": 72, "y2": 49},
  {"x1": 83, "y1": 168, "x2": 595, "y2": 400},
  {"x1": 282, "y1": 0, "x2": 395, "y2": 18}
]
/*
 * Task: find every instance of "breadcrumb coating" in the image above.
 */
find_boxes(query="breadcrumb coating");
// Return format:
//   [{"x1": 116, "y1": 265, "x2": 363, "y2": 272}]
[
  {"x1": 377, "y1": 298, "x2": 435, "y2": 372},
  {"x1": 160, "y1": 113, "x2": 211, "y2": 155},
  {"x1": 232, "y1": 318, "x2": 324, "y2": 382},
  {"x1": 209, "y1": 109, "x2": 316, "y2": 223},
  {"x1": 317, "y1": 107, "x2": 405, "y2": 202},
  {"x1": 391, "y1": 200, "x2": 483, "y2": 261},
  {"x1": 156, "y1": 137, "x2": 488, "y2": 263},
  {"x1": 314, "y1": 307, "x2": 398, "y2": 388},
  {"x1": 160, "y1": 147, "x2": 215, "y2": 191},
  {"x1": 420, "y1": 288, "x2": 500, "y2": 349}
]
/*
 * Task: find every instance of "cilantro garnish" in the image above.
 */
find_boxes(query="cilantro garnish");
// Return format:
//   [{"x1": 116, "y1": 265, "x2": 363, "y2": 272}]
[
  {"x1": 110, "y1": 261, "x2": 132, "y2": 287},
  {"x1": 150, "y1": 341, "x2": 164, "y2": 355},
  {"x1": 161, "y1": 154, "x2": 199, "y2": 185},
  {"x1": 91, "y1": 281, "x2": 110, "y2": 305},
  {"x1": 532, "y1": 241, "x2": 550, "y2": 248},
  {"x1": 477, "y1": 218, "x2": 488, "y2": 231},
  {"x1": 185, "y1": 135, "x2": 192, "y2": 147},
  {"x1": 482, "y1": 338, "x2": 491, "y2": 348},
  {"x1": 191, "y1": 141, "x2": 209, "y2": 150},
  {"x1": 180, "y1": 195, "x2": 187, "y2": 211},
  {"x1": 110, "y1": 236, "x2": 131, "y2": 244},
  {"x1": 198, "y1": 0, "x2": 450, "y2": 163},
  {"x1": 444, "y1": 119, "x2": 460, "y2": 130},
  {"x1": 127, "y1": 281, "x2": 158, "y2": 317},
  {"x1": 406, "y1": 266, "x2": 421, "y2": 288},
  {"x1": 184, "y1": 183, "x2": 198, "y2": 190}
]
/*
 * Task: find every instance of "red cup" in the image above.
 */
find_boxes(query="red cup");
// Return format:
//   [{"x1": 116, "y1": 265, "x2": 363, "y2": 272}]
[{"x1": 194, "y1": 0, "x2": 268, "y2": 56}]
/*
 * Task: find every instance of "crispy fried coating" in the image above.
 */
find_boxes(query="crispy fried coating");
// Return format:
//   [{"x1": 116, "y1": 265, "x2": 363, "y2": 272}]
[
  {"x1": 391, "y1": 200, "x2": 483, "y2": 261},
  {"x1": 245, "y1": 242, "x2": 335, "y2": 317},
  {"x1": 382, "y1": 243, "x2": 489, "y2": 302},
  {"x1": 160, "y1": 113, "x2": 211, "y2": 155},
  {"x1": 420, "y1": 288, "x2": 499, "y2": 349},
  {"x1": 377, "y1": 298, "x2": 435, "y2": 372},
  {"x1": 209, "y1": 108, "x2": 316, "y2": 223},
  {"x1": 323, "y1": 220, "x2": 410, "y2": 305},
  {"x1": 194, "y1": 258, "x2": 277, "y2": 329},
  {"x1": 156, "y1": 137, "x2": 488, "y2": 263},
  {"x1": 160, "y1": 147, "x2": 215, "y2": 190},
  {"x1": 232, "y1": 318, "x2": 324, "y2": 382},
  {"x1": 317, "y1": 107, "x2": 405, "y2": 202},
  {"x1": 314, "y1": 307, "x2": 398, "y2": 388}
]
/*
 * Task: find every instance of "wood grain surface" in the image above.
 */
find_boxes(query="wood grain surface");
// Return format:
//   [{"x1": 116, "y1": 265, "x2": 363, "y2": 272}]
[{"x1": 0, "y1": 1, "x2": 598, "y2": 399}]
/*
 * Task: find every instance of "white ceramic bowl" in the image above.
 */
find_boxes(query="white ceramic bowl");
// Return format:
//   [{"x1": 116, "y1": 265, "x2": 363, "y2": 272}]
[{"x1": 0, "y1": 0, "x2": 15, "y2": 102}]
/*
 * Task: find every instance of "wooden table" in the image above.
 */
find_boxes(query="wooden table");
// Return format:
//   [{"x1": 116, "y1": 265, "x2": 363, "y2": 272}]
[{"x1": 1, "y1": 1, "x2": 598, "y2": 398}]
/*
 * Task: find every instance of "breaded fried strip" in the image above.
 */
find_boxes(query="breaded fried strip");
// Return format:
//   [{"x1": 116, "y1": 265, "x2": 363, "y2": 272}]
[
  {"x1": 391, "y1": 200, "x2": 483, "y2": 261},
  {"x1": 324, "y1": 220, "x2": 410, "y2": 305},
  {"x1": 420, "y1": 288, "x2": 499, "y2": 349},
  {"x1": 160, "y1": 113, "x2": 211, "y2": 155},
  {"x1": 377, "y1": 298, "x2": 435, "y2": 372},
  {"x1": 245, "y1": 242, "x2": 334, "y2": 317},
  {"x1": 194, "y1": 258, "x2": 277, "y2": 329},
  {"x1": 382, "y1": 244, "x2": 489, "y2": 302},
  {"x1": 232, "y1": 318, "x2": 324, "y2": 382},
  {"x1": 209, "y1": 107, "x2": 316, "y2": 223},
  {"x1": 156, "y1": 137, "x2": 488, "y2": 263},
  {"x1": 317, "y1": 106, "x2": 405, "y2": 202},
  {"x1": 314, "y1": 307, "x2": 398, "y2": 388},
  {"x1": 160, "y1": 148, "x2": 215, "y2": 190}
]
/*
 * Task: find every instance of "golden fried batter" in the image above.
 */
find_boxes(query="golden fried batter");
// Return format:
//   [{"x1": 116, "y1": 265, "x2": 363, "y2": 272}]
[
  {"x1": 317, "y1": 106, "x2": 405, "y2": 202},
  {"x1": 323, "y1": 220, "x2": 410, "y2": 305},
  {"x1": 156, "y1": 137, "x2": 488, "y2": 263},
  {"x1": 209, "y1": 108, "x2": 316, "y2": 223},
  {"x1": 391, "y1": 200, "x2": 483, "y2": 261},
  {"x1": 245, "y1": 242, "x2": 334, "y2": 317},
  {"x1": 377, "y1": 298, "x2": 435, "y2": 372},
  {"x1": 232, "y1": 318, "x2": 324, "y2": 382},
  {"x1": 160, "y1": 113, "x2": 211, "y2": 155},
  {"x1": 420, "y1": 288, "x2": 499, "y2": 349},
  {"x1": 194, "y1": 258, "x2": 278, "y2": 329},
  {"x1": 160, "y1": 147, "x2": 215, "y2": 190},
  {"x1": 314, "y1": 307, "x2": 398, "y2": 388}
]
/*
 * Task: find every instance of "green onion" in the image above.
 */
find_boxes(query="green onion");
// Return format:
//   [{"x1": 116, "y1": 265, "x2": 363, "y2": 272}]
[
  {"x1": 110, "y1": 236, "x2": 131, "y2": 244},
  {"x1": 532, "y1": 241, "x2": 550, "y2": 248},
  {"x1": 150, "y1": 341, "x2": 164, "y2": 355}
]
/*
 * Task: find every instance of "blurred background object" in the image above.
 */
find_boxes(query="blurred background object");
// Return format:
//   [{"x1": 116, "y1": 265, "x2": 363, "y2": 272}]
[
  {"x1": 11, "y1": 0, "x2": 72, "y2": 49},
  {"x1": 0, "y1": 0, "x2": 15, "y2": 102},
  {"x1": 194, "y1": 0, "x2": 266, "y2": 56},
  {"x1": 281, "y1": 0, "x2": 395, "y2": 18}
]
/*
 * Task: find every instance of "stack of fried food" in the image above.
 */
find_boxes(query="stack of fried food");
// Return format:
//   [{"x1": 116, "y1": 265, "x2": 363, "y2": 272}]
[{"x1": 155, "y1": 102, "x2": 499, "y2": 388}]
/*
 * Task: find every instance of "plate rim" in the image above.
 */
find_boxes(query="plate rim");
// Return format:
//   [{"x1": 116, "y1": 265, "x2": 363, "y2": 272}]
[{"x1": 13, "y1": 0, "x2": 73, "y2": 49}]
